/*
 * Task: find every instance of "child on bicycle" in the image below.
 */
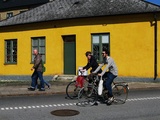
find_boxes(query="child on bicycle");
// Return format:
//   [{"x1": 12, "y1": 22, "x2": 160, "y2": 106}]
[{"x1": 93, "y1": 49, "x2": 118, "y2": 105}]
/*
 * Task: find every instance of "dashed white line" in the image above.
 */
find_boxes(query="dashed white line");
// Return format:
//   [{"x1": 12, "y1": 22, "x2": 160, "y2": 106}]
[
  {"x1": 126, "y1": 96, "x2": 160, "y2": 102},
  {"x1": 1, "y1": 97, "x2": 160, "y2": 111},
  {"x1": 36, "y1": 106, "x2": 40, "y2": 108},
  {"x1": 28, "y1": 106, "x2": 32, "y2": 109}
]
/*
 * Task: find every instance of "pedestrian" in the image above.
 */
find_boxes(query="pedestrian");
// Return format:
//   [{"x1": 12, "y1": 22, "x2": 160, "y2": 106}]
[
  {"x1": 35, "y1": 62, "x2": 51, "y2": 89},
  {"x1": 28, "y1": 49, "x2": 45, "y2": 91},
  {"x1": 93, "y1": 48, "x2": 118, "y2": 105},
  {"x1": 42, "y1": 61, "x2": 51, "y2": 89}
]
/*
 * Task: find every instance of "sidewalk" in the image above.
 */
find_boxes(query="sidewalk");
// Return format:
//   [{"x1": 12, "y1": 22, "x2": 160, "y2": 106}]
[
  {"x1": 0, "y1": 79, "x2": 160, "y2": 97},
  {"x1": 0, "y1": 80, "x2": 69, "y2": 97}
]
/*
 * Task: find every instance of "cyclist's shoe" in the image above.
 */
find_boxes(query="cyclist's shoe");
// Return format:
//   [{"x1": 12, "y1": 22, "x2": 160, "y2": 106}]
[
  {"x1": 90, "y1": 101, "x2": 98, "y2": 106},
  {"x1": 106, "y1": 97, "x2": 114, "y2": 105}
]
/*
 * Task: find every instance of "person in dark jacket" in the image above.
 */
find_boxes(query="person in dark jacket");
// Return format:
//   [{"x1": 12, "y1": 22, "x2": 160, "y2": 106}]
[
  {"x1": 83, "y1": 51, "x2": 102, "y2": 73},
  {"x1": 28, "y1": 49, "x2": 45, "y2": 91},
  {"x1": 82, "y1": 51, "x2": 102, "y2": 83}
]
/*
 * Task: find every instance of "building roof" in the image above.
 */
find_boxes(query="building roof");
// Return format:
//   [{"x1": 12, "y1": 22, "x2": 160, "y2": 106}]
[
  {"x1": 0, "y1": 0, "x2": 49, "y2": 11},
  {"x1": 0, "y1": 0, "x2": 160, "y2": 27}
]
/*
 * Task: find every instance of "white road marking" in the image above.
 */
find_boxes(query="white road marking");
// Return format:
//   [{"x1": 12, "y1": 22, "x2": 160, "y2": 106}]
[
  {"x1": 53, "y1": 104, "x2": 57, "y2": 107},
  {"x1": 1, "y1": 97, "x2": 160, "y2": 111},
  {"x1": 127, "y1": 96, "x2": 160, "y2": 101},
  {"x1": 36, "y1": 106, "x2": 40, "y2": 108},
  {"x1": 28, "y1": 106, "x2": 31, "y2": 109}
]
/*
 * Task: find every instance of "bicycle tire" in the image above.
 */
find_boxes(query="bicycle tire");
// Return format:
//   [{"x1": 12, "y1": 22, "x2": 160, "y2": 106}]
[
  {"x1": 77, "y1": 86, "x2": 98, "y2": 107},
  {"x1": 112, "y1": 84, "x2": 128, "y2": 104},
  {"x1": 66, "y1": 81, "x2": 79, "y2": 99}
]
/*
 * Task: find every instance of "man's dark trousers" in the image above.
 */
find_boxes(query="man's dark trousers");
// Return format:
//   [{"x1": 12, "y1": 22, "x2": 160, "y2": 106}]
[{"x1": 31, "y1": 71, "x2": 45, "y2": 89}]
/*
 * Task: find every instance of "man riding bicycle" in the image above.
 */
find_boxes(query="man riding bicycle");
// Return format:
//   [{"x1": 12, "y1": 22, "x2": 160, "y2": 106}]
[{"x1": 93, "y1": 49, "x2": 118, "y2": 105}]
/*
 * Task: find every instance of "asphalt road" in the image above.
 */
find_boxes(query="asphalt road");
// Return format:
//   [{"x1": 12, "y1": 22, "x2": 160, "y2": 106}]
[{"x1": 0, "y1": 89, "x2": 160, "y2": 120}]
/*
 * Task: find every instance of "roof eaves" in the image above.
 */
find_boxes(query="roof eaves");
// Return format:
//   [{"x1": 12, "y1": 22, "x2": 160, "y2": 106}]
[
  {"x1": 1, "y1": 11, "x2": 159, "y2": 28},
  {"x1": 0, "y1": 0, "x2": 160, "y2": 27}
]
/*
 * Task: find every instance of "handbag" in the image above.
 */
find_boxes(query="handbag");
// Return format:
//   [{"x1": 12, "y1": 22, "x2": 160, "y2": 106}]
[{"x1": 98, "y1": 76, "x2": 103, "y2": 95}]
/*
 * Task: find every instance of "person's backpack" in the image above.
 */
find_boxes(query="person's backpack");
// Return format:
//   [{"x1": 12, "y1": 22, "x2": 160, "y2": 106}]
[{"x1": 42, "y1": 61, "x2": 46, "y2": 72}]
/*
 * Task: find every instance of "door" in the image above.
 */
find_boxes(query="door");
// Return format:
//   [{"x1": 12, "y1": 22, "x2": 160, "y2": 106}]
[{"x1": 63, "y1": 35, "x2": 76, "y2": 74}]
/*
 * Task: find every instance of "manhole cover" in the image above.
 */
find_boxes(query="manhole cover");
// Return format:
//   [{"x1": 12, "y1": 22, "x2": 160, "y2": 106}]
[{"x1": 51, "y1": 109, "x2": 80, "y2": 116}]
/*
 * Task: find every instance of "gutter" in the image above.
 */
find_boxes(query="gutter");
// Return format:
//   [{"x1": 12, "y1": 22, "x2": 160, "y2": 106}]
[{"x1": 154, "y1": 13, "x2": 158, "y2": 80}]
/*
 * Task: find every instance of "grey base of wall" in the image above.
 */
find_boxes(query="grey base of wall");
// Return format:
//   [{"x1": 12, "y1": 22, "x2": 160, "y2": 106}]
[
  {"x1": 0, "y1": 75, "x2": 160, "y2": 82},
  {"x1": 0, "y1": 75, "x2": 159, "y2": 83},
  {"x1": 0, "y1": 75, "x2": 53, "y2": 81}
]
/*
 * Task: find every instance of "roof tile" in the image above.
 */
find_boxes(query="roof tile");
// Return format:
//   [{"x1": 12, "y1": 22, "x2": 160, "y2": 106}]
[{"x1": 0, "y1": 0, "x2": 160, "y2": 27}]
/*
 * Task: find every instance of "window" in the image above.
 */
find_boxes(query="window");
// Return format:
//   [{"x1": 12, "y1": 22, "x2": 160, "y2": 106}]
[
  {"x1": 6, "y1": 12, "x2": 13, "y2": 19},
  {"x1": 31, "y1": 37, "x2": 46, "y2": 62},
  {"x1": 5, "y1": 40, "x2": 17, "y2": 64},
  {"x1": 92, "y1": 34, "x2": 110, "y2": 62},
  {"x1": 20, "y1": 10, "x2": 27, "y2": 13}
]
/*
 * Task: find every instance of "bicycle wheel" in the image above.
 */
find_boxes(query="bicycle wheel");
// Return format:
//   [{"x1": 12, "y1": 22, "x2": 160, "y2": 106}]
[
  {"x1": 112, "y1": 84, "x2": 128, "y2": 104},
  {"x1": 66, "y1": 81, "x2": 79, "y2": 99},
  {"x1": 77, "y1": 86, "x2": 98, "y2": 107}
]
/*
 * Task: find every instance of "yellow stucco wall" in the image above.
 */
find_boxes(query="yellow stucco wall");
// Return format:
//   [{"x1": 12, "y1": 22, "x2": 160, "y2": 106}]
[{"x1": 0, "y1": 13, "x2": 159, "y2": 78}]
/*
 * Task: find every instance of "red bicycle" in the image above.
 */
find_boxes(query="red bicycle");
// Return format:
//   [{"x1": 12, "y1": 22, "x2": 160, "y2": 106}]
[{"x1": 66, "y1": 70, "x2": 88, "y2": 99}]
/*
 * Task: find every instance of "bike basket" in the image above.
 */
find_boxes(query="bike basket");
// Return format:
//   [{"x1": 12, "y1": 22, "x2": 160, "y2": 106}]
[{"x1": 76, "y1": 76, "x2": 84, "y2": 88}]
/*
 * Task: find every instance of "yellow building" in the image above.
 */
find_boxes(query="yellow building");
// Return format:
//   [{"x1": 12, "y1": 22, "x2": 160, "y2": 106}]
[
  {"x1": 0, "y1": 0, "x2": 159, "y2": 80},
  {"x1": 0, "y1": 0, "x2": 50, "y2": 21}
]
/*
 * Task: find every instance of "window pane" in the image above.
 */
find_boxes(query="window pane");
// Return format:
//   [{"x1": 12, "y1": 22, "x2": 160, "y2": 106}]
[
  {"x1": 92, "y1": 35, "x2": 99, "y2": 43},
  {"x1": 32, "y1": 40, "x2": 38, "y2": 46},
  {"x1": 6, "y1": 41, "x2": 11, "y2": 53},
  {"x1": 102, "y1": 35, "x2": 109, "y2": 43},
  {"x1": 93, "y1": 44, "x2": 99, "y2": 61},
  {"x1": 41, "y1": 55, "x2": 45, "y2": 62},
  {"x1": 39, "y1": 46, "x2": 45, "y2": 54},
  {"x1": 13, "y1": 41, "x2": 17, "y2": 62},
  {"x1": 13, "y1": 54, "x2": 17, "y2": 62},
  {"x1": 39, "y1": 39, "x2": 45, "y2": 46},
  {"x1": 32, "y1": 46, "x2": 38, "y2": 49},
  {"x1": 6, "y1": 12, "x2": 13, "y2": 19},
  {"x1": 31, "y1": 37, "x2": 45, "y2": 62},
  {"x1": 102, "y1": 43, "x2": 109, "y2": 51},
  {"x1": 92, "y1": 34, "x2": 110, "y2": 62},
  {"x1": 7, "y1": 55, "x2": 11, "y2": 62},
  {"x1": 102, "y1": 35, "x2": 109, "y2": 54},
  {"x1": 32, "y1": 54, "x2": 34, "y2": 61},
  {"x1": 5, "y1": 40, "x2": 17, "y2": 63}
]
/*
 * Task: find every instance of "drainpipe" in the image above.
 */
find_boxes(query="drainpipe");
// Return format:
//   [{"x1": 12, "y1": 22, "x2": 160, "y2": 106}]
[{"x1": 153, "y1": 14, "x2": 157, "y2": 80}]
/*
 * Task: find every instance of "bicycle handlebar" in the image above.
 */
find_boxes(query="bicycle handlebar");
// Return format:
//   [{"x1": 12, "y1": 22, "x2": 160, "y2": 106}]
[{"x1": 78, "y1": 69, "x2": 86, "y2": 76}]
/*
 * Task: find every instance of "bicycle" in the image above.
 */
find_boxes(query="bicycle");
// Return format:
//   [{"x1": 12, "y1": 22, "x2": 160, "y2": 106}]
[
  {"x1": 65, "y1": 70, "x2": 88, "y2": 99},
  {"x1": 76, "y1": 74, "x2": 129, "y2": 107}
]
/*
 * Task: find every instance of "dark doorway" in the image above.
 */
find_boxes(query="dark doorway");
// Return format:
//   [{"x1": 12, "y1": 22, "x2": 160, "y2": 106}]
[{"x1": 63, "y1": 35, "x2": 76, "y2": 74}]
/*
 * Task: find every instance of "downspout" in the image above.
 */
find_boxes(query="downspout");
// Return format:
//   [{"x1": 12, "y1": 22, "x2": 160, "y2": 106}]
[{"x1": 154, "y1": 13, "x2": 157, "y2": 80}]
